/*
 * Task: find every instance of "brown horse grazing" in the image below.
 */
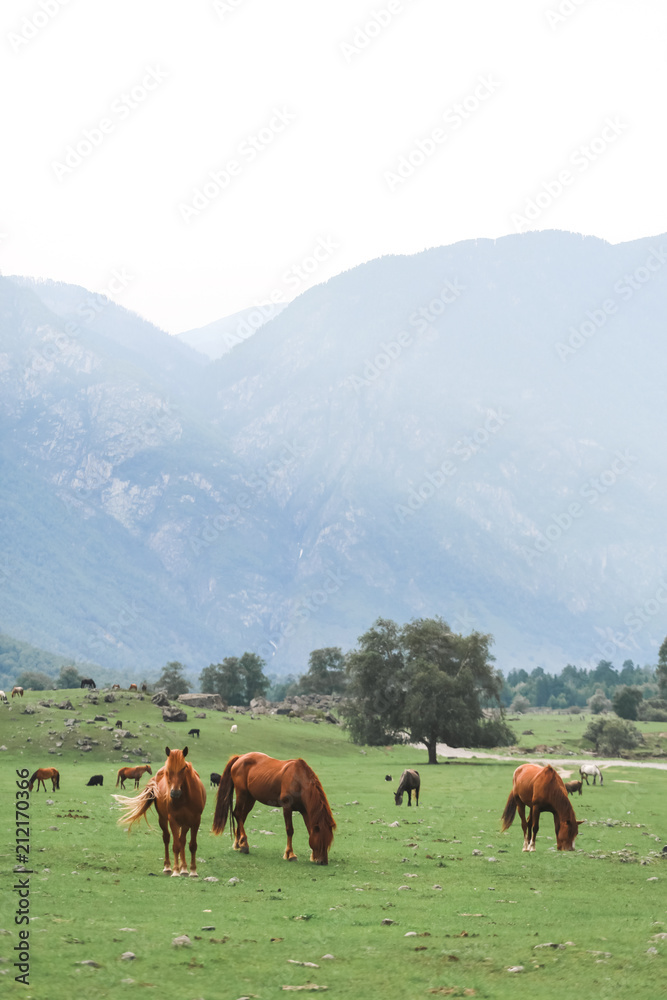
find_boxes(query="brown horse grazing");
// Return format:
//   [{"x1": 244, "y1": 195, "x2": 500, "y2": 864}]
[
  {"x1": 213, "y1": 752, "x2": 336, "y2": 865},
  {"x1": 80, "y1": 677, "x2": 96, "y2": 689},
  {"x1": 394, "y1": 769, "x2": 420, "y2": 806},
  {"x1": 28, "y1": 768, "x2": 60, "y2": 792},
  {"x1": 116, "y1": 764, "x2": 153, "y2": 789},
  {"x1": 501, "y1": 763, "x2": 584, "y2": 852},
  {"x1": 129, "y1": 683, "x2": 138, "y2": 691},
  {"x1": 564, "y1": 779, "x2": 583, "y2": 796},
  {"x1": 11, "y1": 686, "x2": 24, "y2": 698},
  {"x1": 114, "y1": 746, "x2": 206, "y2": 877}
]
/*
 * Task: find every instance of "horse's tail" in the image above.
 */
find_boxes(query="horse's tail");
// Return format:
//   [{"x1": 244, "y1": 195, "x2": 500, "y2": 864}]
[
  {"x1": 28, "y1": 771, "x2": 38, "y2": 792},
  {"x1": 115, "y1": 770, "x2": 122, "y2": 787},
  {"x1": 113, "y1": 779, "x2": 158, "y2": 829},
  {"x1": 500, "y1": 789, "x2": 517, "y2": 832},
  {"x1": 212, "y1": 755, "x2": 240, "y2": 837},
  {"x1": 54, "y1": 770, "x2": 60, "y2": 790}
]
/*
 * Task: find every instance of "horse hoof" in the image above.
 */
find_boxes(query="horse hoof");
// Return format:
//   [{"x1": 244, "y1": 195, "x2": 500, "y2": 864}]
[
  {"x1": 189, "y1": 871, "x2": 199, "y2": 877},
  {"x1": 163, "y1": 867, "x2": 172, "y2": 874}
]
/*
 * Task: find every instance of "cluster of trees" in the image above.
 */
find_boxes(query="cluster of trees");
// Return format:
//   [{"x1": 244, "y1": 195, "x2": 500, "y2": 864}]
[{"x1": 503, "y1": 658, "x2": 661, "y2": 712}]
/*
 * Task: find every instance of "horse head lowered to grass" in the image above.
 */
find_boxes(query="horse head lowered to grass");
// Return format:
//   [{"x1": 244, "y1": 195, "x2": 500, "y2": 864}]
[
  {"x1": 114, "y1": 746, "x2": 206, "y2": 876},
  {"x1": 212, "y1": 752, "x2": 336, "y2": 865},
  {"x1": 501, "y1": 763, "x2": 584, "y2": 851}
]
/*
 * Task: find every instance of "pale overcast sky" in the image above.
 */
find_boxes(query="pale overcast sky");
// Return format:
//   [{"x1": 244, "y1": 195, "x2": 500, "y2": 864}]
[{"x1": 2, "y1": 0, "x2": 666, "y2": 333}]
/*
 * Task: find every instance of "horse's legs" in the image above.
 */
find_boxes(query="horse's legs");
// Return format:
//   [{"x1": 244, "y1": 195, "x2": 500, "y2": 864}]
[
  {"x1": 169, "y1": 816, "x2": 187, "y2": 876},
  {"x1": 188, "y1": 818, "x2": 201, "y2": 876},
  {"x1": 415, "y1": 785, "x2": 419, "y2": 807},
  {"x1": 232, "y1": 790, "x2": 255, "y2": 853},
  {"x1": 282, "y1": 805, "x2": 298, "y2": 861},
  {"x1": 158, "y1": 812, "x2": 172, "y2": 874},
  {"x1": 529, "y1": 806, "x2": 541, "y2": 851},
  {"x1": 517, "y1": 801, "x2": 532, "y2": 851}
]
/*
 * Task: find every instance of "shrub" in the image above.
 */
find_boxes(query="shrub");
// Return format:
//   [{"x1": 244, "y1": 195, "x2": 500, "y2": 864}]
[
  {"x1": 583, "y1": 716, "x2": 643, "y2": 755},
  {"x1": 510, "y1": 694, "x2": 531, "y2": 714},
  {"x1": 587, "y1": 687, "x2": 612, "y2": 715},
  {"x1": 612, "y1": 685, "x2": 643, "y2": 720}
]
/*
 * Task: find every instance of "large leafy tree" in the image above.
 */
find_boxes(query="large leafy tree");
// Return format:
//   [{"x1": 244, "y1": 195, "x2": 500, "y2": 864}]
[
  {"x1": 299, "y1": 647, "x2": 347, "y2": 695},
  {"x1": 156, "y1": 661, "x2": 191, "y2": 699},
  {"x1": 345, "y1": 617, "x2": 513, "y2": 762},
  {"x1": 200, "y1": 652, "x2": 269, "y2": 706}
]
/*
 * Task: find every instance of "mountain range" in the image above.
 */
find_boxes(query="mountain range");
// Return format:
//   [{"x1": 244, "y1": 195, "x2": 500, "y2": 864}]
[{"x1": 1, "y1": 229, "x2": 666, "y2": 683}]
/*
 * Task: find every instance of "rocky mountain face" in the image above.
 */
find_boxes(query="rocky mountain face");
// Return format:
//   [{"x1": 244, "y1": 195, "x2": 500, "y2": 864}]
[{"x1": 1, "y1": 229, "x2": 666, "y2": 680}]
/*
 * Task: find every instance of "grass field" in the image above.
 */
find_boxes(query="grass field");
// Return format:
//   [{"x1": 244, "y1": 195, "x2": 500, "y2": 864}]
[{"x1": 1, "y1": 690, "x2": 665, "y2": 999}]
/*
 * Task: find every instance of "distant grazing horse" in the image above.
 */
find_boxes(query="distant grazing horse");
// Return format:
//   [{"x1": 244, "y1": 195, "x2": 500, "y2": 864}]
[
  {"x1": 87, "y1": 775, "x2": 104, "y2": 786},
  {"x1": 230, "y1": 724, "x2": 238, "y2": 733},
  {"x1": 80, "y1": 678, "x2": 96, "y2": 689},
  {"x1": 141, "y1": 683, "x2": 147, "y2": 692},
  {"x1": 564, "y1": 779, "x2": 583, "y2": 796},
  {"x1": 213, "y1": 752, "x2": 336, "y2": 865},
  {"x1": 580, "y1": 763, "x2": 603, "y2": 785},
  {"x1": 129, "y1": 683, "x2": 138, "y2": 691},
  {"x1": 111, "y1": 684, "x2": 120, "y2": 690},
  {"x1": 394, "y1": 769, "x2": 420, "y2": 806},
  {"x1": 28, "y1": 768, "x2": 60, "y2": 792},
  {"x1": 115, "y1": 720, "x2": 123, "y2": 728},
  {"x1": 11, "y1": 686, "x2": 24, "y2": 698},
  {"x1": 116, "y1": 764, "x2": 153, "y2": 789},
  {"x1": 0, "y1": 690, "x2": 7, "y2": 704},
  {"x1": 114, "y1": 746, "x2": 206, "y2": 876},
  {"x1": 188, "y1": 728, "x2": 200, "y2": 738},
  {"x1": 210, "y1": 772, "x2": 221, "y2": 787},
  {"x1": 501, "y1": 763, "x2": 584, "y2": 851}
]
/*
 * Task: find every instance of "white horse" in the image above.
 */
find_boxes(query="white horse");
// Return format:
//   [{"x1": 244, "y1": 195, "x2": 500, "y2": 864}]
[
  {"x1": 0, "y1": 690, "x2": 7, "y2": 704},
  {"x1": 580, "y1": 762, "x2": 603, "y2": 785}
]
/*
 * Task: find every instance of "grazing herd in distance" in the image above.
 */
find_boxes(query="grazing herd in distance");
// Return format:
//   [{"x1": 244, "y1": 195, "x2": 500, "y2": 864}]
[{"x1": 14, "y1": 683, "x2": 609, "y2": 866}]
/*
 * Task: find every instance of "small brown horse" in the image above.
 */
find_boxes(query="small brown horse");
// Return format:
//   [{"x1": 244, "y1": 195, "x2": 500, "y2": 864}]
[
  {"x1": 394, "y1": 768, "x2": 420, "y2": 806},
  {"x1": 11, "y1": 686, "x2": 24, "y2": 698},
  {"x1": 129, "y1": 683, "x2": 138, "y2": 691},
  {"x1": 501, "y1": 763, "x2": 584, "y2": 852},
  {"x1": 116, "y1": 764, "x2": 153, "y2": 789},
  {"x1": 28, "y1": 768, "x2": 60, "y2": 792},
  {"x1": 212, "y1": 752, "x2": 336, "y2": 865},
  {"x1": 564, "y1": 779, "x2": 583, "y2": 796},
  {"x1": 114, "y1": 746, "x2": 206, "y2": 876}
]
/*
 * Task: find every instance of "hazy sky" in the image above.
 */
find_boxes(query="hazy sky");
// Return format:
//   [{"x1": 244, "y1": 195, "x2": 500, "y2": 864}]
[{"x1": 3, "y1": 0, "x2": 666, "y2": 333}]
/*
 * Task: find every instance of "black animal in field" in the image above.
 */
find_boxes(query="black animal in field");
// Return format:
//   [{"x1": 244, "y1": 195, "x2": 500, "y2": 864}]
[
  {"x1": 188, "y1": 728, "x2": 200, "y2": 738},
  {"x1": 80, "y1": 677, "x2": 96, "y2": 689},
  {"x1": 210, "y1": 772, "x2": 221, "y2": 787},
  {"x1": 87, "y1": 775, "x2": 104, "y2": 786}
]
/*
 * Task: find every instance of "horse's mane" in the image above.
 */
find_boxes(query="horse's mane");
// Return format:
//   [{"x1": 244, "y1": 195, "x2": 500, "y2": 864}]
[
  {"x1": 295, "y1": 758, "x2": 336, "y2": 848},
  {"x1": 542, "y1": 765, "x2": 576, "y2": 821}
]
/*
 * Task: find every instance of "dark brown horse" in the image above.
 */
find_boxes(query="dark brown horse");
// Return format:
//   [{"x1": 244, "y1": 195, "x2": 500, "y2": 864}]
[
  {"x1": 212, "y1": 752, "x2": 336, "y2": 865},
  {"x1": 116, "y1": 764, "x2": 153, "y2": 789},
  {"x1": 28, "y1": 768, "x2": 60, "y2": 792},
  {"x1": 501, "y1": 763, "x2": 584, "y2": 851},
  {"x1": 80, "y1": 677, "x2": 96, "y2": 689},
  {"x1": 564, "y1": 779, "x2": 583, "y2": 796},
  {"x1": 394, "y1": 768, "x2": 420, "y2": 806},
  {"x1": 114, "y1": 746, "x2": 206, "y2": 876}
]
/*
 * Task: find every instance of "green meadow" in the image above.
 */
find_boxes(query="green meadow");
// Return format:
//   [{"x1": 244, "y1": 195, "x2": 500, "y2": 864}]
[{"x1": 1, "y1": 691, "x2": 665, "y2": 1000}]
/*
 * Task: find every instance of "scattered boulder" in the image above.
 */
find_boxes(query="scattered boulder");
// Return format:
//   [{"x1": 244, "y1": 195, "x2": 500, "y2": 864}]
[
  {"x1": 151, "y1": 691, "x2": 170, "y2": 707},
  {"x1": 103, "y1": 693, "x2": 116, "y2": 703},
  {"x1": 57, "y1": 700, "x2": 74, "y2": 711},
  {"x1": 162, "y1": 706, "x2": 187, "y2": 723},
  {"x1": 93, "y1": 715, "x2": 108, "y2": 722},
  {"x1": 177, "y1": 693, "x2": 224, "y2": 710}
]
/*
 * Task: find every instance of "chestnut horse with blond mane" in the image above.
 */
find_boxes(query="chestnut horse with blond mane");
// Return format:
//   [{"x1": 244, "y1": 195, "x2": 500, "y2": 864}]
[
  {"x1": 501, "y1": 763, "x2": 584, "y2": 852},
  {"x1": 28, "y1": 768, "x2": 60, "y2": 792},
  {"x1": 212, "y1": 752, "x2": 336, "y2": 865},
  {"x1": 113, "y1": 746, "x2": 206, "y2": 876}
]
